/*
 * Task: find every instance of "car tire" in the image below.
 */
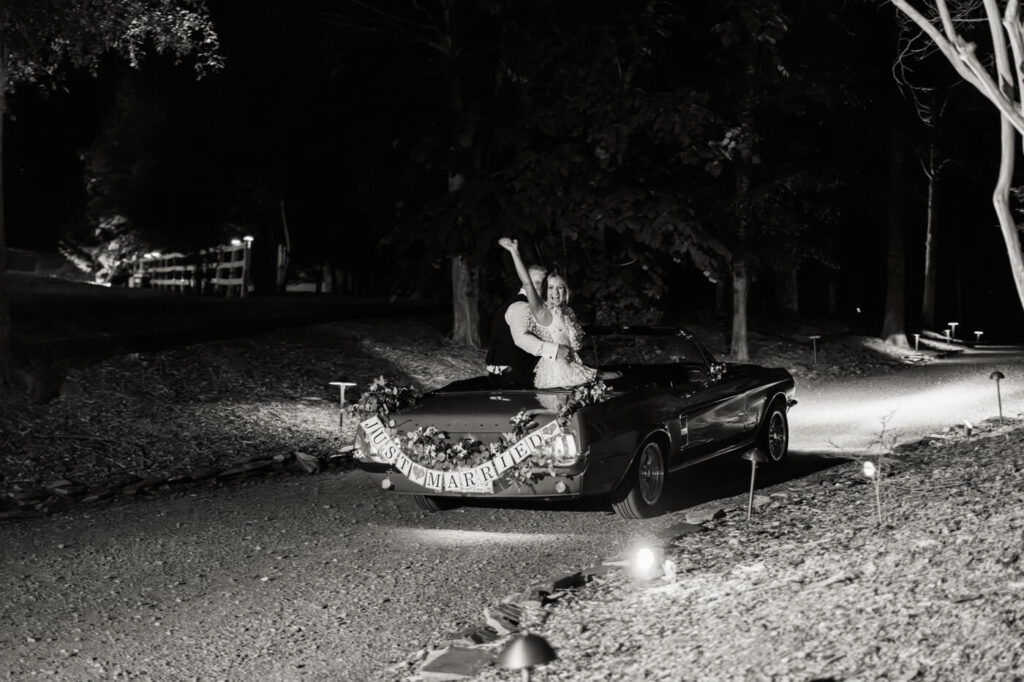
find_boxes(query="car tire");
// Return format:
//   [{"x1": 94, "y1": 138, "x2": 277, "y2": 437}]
[
  {"x1": 612, "y1": 439, "x2": 667, "y2": 519},
  {"x1": 411, "y1": 494, "x2": 457, "y2": 512},
  {"x1": 758, "y1": 400, "x2": 789, "y2": 463}
]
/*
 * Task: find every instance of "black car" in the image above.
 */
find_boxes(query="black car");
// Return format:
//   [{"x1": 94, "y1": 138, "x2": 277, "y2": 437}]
[{"x1": 353, "y1": 326, "x2": 796, "y2": 518}]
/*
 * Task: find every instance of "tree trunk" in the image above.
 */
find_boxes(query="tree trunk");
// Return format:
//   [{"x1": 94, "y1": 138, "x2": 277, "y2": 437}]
[
  {"x1": 826, "y1": 273, "x2": 838, "y2": 317},
  {"x1": 730, "y1": 258, "x2": 749, "y2": 361},
  {"x1": 881, "y1": 128, "x2": 909, "y2": 346},
  {"x1": 714, "y1": 279, "x2": 727, "y2": 316},
  {"x1": 919, "y1": 151, "x2": 938, "y2": 330},
  {"x1": 0, "y1": 66, "x2": 14, "y2": 386},
  {"x1": 450, "y1": 253, "x2": 480, "y2": 347},
  {"x1": 892, "y1": 1, "x2": 1024, "y2": 320},
  {"x1": 993, "y1": 112, "x2": 1024, "y2": 321},
  {"x1": 775, "y1": 268, "x2": 799, "y2": 319}
]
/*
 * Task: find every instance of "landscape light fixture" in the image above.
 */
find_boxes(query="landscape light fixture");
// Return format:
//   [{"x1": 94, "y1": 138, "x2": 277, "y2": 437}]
[
  {"x1": 974, "y1": 330, "x2": 984, "y2": 344},
  {"x1": 243, "y1": 235, "x2": 254, "y2": 243},
  {"x1": 230, "y1": 238, "x2": 242, "y2": 246},
  {"x1": 808, "y1": 335, "x2": 822, "y2": 365},
  {"x1": 329, "y1": 381, "x2": 357, "y2": 429},
  {"x1": 989, "y1": 371, "x2": 1006, "y2": 424},
  {"x1": 630, "y1": 545, "x2": 664, "y2": 582},
  {"x1": 496, "y1": 633, "x2": 558, "y2": 682},
  {"x1": 944, "y1": 328, "x2": 951, "y2": 343},
  {"x1": 913, "y1": 333, "x2": 920, "y2": 352},
  {"x1": 862, "y1": 459, "x2": 883, "y2": 526},
  {"x1": 741, "y1": 447, "x2": 767, "y2": 521},
  {"x1": 948, "y1": 321, "x2": 959, "y2": 340}
]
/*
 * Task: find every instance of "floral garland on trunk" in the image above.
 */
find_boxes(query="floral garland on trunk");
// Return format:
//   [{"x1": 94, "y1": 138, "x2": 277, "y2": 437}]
[{"x1": 351, "y1": 376, "x2": 612, "y2": 485}]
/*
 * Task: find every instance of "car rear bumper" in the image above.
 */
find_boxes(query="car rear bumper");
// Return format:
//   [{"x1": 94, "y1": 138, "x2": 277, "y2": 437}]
[{"x1": 354, "y1": 460, "x2": 587, "y2": 498}]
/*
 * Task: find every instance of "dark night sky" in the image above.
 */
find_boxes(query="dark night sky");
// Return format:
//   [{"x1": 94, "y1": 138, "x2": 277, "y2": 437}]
[{"x1": 4, "y1": 0, "x2": 1024, "y2": 340}]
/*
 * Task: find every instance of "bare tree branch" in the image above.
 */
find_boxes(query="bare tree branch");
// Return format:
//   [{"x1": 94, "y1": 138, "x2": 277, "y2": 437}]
[{"x1": 892, "y1": 0, "x2": 1024, "y2": 133}]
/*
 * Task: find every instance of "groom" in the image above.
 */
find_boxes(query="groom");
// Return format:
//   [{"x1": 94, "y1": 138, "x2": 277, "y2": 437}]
[{"x1": 486, "y1": 252, "x2": 570, "y2": 389}]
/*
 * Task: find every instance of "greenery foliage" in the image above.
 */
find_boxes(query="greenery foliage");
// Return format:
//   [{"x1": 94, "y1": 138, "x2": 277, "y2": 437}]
[{"x1": 347, "y1": 375, "x2": 417, "y2": 422}]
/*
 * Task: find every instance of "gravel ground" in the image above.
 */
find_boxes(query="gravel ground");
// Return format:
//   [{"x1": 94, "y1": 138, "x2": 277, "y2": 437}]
[
  {"x1": 469, "y1": 419, "x2": 1024, "y2": 682},
  {"x1": 3, "y1": 313, "x2": 987, "y2": 682}
]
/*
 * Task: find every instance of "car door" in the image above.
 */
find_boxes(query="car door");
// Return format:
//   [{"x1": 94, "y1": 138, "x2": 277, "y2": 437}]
[{"x1": 669, "y1": 365, "x2": 750, "y2": 466}]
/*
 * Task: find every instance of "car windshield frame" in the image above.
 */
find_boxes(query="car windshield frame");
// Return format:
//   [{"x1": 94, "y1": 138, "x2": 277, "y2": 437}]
[{"x1": 580, "y1": 325, "x2": 716, "y2": 370}]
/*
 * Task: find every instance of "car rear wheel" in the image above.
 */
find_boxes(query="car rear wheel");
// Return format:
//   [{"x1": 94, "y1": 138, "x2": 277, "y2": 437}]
[
  {"x1": 612, "y1": 439, "x2": 666, "y2": 519},
  {"x1": 758, "y1": 401, "x2": 789, "y2": 462},
  {"x1": 411, "y1": 494, "x2": 458, "y2": 512}
]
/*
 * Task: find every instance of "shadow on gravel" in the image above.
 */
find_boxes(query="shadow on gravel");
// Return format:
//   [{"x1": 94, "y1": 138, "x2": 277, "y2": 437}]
[{"x1": 437, "y1": 450, "x2": 849, "y2": 517}]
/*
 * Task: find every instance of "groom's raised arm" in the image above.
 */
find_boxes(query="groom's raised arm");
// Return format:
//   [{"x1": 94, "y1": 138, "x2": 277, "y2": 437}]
[{"x1": 506, "y1": 301, "x2": 558, "y2": 359}]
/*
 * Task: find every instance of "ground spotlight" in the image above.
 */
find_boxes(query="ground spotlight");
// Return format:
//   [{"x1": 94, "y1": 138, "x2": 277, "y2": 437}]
[
  {"x1": 861, "y1": 460, "x2": 883, "y2": 526},
  {"x1": 630, "y1": 545, "x2": 664, "y2": 582},
  {"x1": 989, "y1": 371, "x2": 1006, "y2": 424},
  {"x1": 496, "y1": 632, "x2": 557, "y2": 681}
]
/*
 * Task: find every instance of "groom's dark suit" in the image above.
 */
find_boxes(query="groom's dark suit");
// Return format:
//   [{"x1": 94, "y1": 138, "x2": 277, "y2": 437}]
[{"x1": 485, "y1": 292, "x2": 537, "y2": 388}]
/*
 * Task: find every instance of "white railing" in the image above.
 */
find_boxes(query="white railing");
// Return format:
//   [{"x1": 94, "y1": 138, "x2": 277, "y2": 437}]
[{"x1": 130, "y1": 239, "x2": 253, "y2": 297}]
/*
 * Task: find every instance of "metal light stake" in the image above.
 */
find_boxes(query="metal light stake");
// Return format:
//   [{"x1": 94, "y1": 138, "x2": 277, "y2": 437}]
[
  {"x1": 741, "y1": 447, "x2": 767, "y2": 522},
  {"x1": 948, "y1": 321, "x2": 959, "y2": 340},
  {"x1": 989, "y1": 371, "x2": 1005, "y2": 424},
  {"x1": 863, "y1": 460, "x2": 883, "y2": 526},
  {"x1": 329, "y1": 381, "x2": 357, "y2": 429},
  {"x1": 974, "y1": 330, "x2": 984, "y2": 345},
  {"x1": 808, "y1": 335, "x2": 821, "y2": 365}
]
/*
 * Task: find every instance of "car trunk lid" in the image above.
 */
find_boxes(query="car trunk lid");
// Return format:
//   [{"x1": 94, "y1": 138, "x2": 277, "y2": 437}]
[{"x1": 389, "y1": 389, "x2": 567, "y2": 439}]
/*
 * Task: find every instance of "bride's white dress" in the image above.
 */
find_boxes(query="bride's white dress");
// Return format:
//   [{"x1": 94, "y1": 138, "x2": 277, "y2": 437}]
[{"x1": 531, "y1": 305, "x2": 598, "y2": 388}]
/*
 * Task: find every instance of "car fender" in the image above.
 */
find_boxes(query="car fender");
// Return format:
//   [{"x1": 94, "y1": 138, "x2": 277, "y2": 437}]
[
  {"x1": 584, "y1": 426, "x2": 671, "y2": 496},
  {"x1": 753, "y1": 389, "x2": 792, "y2": 437}
]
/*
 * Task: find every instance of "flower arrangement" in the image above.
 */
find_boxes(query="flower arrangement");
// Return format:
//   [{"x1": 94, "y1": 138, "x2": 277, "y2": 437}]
[
  {"x1": 556, "y1": 380, "x2": 612, "y2": 425},
  {"x1": 348, "y1": 375, "x2": 417, "y2": 422},
  {"x1": 404, "y1": 425, "x2": 491, "y2": 471}
]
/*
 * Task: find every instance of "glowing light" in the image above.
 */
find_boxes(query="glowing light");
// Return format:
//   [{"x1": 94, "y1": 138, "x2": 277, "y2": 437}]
[
  {"x1": 555, "y1": 479, "x2": 568, "y2": 493},
  {"x1": 381, "y1": 477, "x2": 393, "y2": 490},
  {"x1": 394, "y1": 527, "x2": 574, "y2": 546},
  {"x1": 862, "y1": 461, "x2": 876, "y2": 478},
  {"x1": 631, "y1": 546, "x2": 664, "y2": 581},
  {"x1": 230, "y1": 238, "x2": 242, "y2": 246},
  {"x1": 636, "y1": 547, "x2": 656, "y2": 570},
  {"x1": 243, "y1": 235, "x2": 254, "y2": 243}
]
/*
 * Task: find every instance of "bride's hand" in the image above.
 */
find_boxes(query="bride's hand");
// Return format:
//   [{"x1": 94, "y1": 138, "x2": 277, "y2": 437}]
[{"x1": 498, "y1": 237, "x2": 518, "y2": 252}]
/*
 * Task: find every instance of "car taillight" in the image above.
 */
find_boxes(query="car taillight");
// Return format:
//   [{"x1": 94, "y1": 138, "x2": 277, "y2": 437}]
[{"x1": 551, "y1": 433, "x2": 580, "y2": 467}]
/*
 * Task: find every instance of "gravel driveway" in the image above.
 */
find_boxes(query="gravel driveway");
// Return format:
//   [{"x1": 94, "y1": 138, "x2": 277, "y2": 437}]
[
  {"x1": 2, "y1": 336, "x2": 1022, "y2": 681},
  {"x1": 1, "y1": 470, "x2": 664, "y2": 680}
]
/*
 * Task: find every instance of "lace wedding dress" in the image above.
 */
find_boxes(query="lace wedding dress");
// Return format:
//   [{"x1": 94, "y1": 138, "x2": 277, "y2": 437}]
[{"x1": 531, "y1": 305, "x2": 598, "y2": 389}]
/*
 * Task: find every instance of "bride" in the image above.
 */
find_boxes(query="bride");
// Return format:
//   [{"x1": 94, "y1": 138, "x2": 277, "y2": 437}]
[{"x1": 498, "y1": 238, "x2": 602, "y2": 389}]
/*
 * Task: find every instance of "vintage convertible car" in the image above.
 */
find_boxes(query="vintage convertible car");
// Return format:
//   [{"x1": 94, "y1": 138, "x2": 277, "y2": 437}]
[{"x1": 353, "y1": 326, "x2": 796, "y2": 518}]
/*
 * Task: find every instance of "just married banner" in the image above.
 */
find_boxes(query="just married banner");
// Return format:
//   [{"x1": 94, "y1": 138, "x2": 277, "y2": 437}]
[{"x1": 359, "y1": 415, "x2": 563, "y2": 492}]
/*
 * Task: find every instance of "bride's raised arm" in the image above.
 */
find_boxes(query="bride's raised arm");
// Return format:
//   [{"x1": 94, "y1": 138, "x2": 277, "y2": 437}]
[{"x1": 498, "y1": 238, "x2": 552, "y2": 326}]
